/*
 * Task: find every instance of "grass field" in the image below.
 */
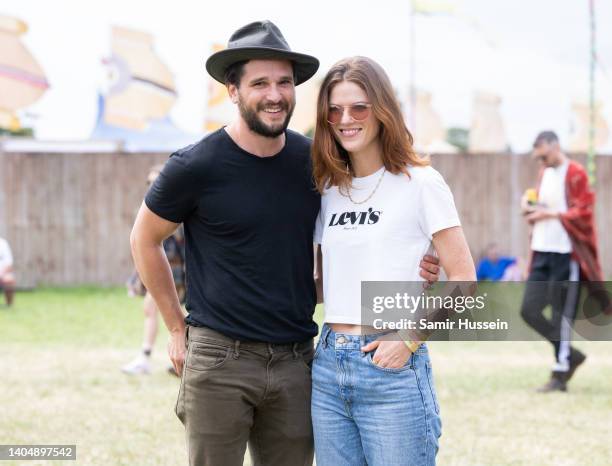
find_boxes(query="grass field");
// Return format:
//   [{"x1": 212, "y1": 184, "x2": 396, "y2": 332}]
[{"x1": 1, "y1": 288, "x2": 611, "y2": 466}]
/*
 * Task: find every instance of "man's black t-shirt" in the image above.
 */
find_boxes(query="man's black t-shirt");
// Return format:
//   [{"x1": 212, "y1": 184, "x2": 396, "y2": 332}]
[{"x1": 145, "y1": 128, "x2": 320, "y2": 343}]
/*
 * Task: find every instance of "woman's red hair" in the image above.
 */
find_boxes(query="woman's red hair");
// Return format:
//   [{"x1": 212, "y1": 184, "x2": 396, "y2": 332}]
[{"x1": 312, "y1": 56, "x2": 428, "y2": 193}]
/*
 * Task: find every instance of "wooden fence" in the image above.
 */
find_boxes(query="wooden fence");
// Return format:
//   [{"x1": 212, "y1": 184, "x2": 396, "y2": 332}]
[{"x1": 1, "y1": 150, "x2": 610, "y2": 286}]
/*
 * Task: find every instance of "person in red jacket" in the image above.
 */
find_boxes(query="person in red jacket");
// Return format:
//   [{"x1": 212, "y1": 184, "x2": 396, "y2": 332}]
[{"x1": 520, "y1": 130, "x2": 603, "y2": 393}]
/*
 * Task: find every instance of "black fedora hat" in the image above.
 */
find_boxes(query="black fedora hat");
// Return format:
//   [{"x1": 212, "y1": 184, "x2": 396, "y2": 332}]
[{"x1": 205, "y1": 20, "x2": 319, "y2": 86}]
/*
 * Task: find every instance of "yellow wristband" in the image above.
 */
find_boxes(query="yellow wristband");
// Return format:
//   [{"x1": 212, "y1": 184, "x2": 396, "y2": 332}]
[
  {"x1": 403, "y1": 339, "x2": 420, "y2": 353},
  {"x1": 396, "y1": 330, "x2": 420, "y2": 353}
]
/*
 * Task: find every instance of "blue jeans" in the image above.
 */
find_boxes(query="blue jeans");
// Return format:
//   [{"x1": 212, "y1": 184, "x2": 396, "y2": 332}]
[{"x1": 311, "y1": 324, "x2": 442, "y2": 466}]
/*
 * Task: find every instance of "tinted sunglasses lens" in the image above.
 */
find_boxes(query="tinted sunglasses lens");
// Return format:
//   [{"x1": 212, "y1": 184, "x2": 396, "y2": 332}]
[
  {"x1": 327, "y1": 107, "x2": 342, "y2": 124},
  {"x1": 349, "y1": 105, "x2": 370, "y2": 121}
]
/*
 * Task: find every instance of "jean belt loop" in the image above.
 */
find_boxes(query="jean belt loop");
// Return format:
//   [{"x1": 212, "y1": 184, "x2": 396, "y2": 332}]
[
  {"x1": 267, "y1": 343, "x2": 274, "y2": 355},
  {"x1": 184, "y1": 325, "x2": 190, "y2": 349},
  {"x1": 233, "y1": 340, "x2": 240, "y2": 359},
  {"x1": 292, "y1": 342, "x2": 299, "y2": 360},
  {"x1": 322, "y1": 325, "x2": 330, "y2": 349},
  {"x1": 360, "y1": 334, "x2": 366, "y2": 357}
]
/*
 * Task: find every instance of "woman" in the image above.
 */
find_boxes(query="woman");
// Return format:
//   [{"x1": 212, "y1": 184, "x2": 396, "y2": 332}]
[{"x1": 311, "y1": 57, "x2": 476, "y2": 466}]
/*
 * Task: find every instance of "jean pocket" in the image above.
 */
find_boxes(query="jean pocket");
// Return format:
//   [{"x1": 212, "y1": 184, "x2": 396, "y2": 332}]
[
  {"x1": 366, "y1": 350, "x2": 413, "y2": 373},
  {"x1": 186, "y1": 342, "x2": 231, "y2": 371}
]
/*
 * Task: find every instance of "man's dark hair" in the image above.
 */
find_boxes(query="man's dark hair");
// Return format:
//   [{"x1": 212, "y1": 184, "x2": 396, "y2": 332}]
[
  {"x1": 533, "y1": 130, "x2": 559, "y2": 148},
  {"x1": 223, "y1": 60, "x2": 297, "y2": 88},
  {"x1": 224, "y1": 60, "x2": 249, "y2": 87}
]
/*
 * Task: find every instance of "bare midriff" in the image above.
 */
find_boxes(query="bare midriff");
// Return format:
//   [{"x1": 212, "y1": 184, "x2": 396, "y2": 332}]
[{"x1": 329, "y1": 323, "x2": 381, "y2": 335}]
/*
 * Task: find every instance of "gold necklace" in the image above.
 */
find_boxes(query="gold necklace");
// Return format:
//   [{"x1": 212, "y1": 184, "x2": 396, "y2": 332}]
[{"x1": 344, "y1": 168, "x2": 386, "y2": 205}]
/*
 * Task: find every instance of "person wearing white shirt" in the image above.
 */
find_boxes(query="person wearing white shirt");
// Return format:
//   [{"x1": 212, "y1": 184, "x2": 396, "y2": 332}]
[
  {"x1": 0, "y1": 237, "x2": 15, "y2": 307},
  {"x1": 310, "y1": 56, "x2": 476, "y2": 466},
  {"x1": 520, "y1": 131, "x2": 591, "y2": 393}
]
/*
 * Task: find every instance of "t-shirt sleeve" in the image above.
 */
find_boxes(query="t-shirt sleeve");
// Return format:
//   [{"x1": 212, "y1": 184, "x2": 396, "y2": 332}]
[
  {"x1": 418, "y1": 168, "x2": 461, "y2": 239},
  {"x1": 313, "y1": 207, "x2": 324, "y2": 244},
  {"x1": 144, "y1": 152, "x2": 200, "y2": 223}
]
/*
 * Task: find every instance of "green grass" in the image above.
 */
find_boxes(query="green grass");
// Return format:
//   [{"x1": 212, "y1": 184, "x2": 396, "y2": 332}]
[
  {"x1": 1, "y1": 288, "x2": 611, "y2": 465},
  {"x1": 0, "y1": 287, "x2": 148, "y2": 347}
]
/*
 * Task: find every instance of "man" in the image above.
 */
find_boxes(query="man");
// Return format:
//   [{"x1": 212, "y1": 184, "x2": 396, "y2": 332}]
[
  {"x1": 520, "y1": 130, "x2": 603, "y2": 393},
  {"x1": 130, "y1": 20, "x2": 440, "y2": 466},
  {"x1": 0, "y1": 236, "x2": 15, "y2": 307}
]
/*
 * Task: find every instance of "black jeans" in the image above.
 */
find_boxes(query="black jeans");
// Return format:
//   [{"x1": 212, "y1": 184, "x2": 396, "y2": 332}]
[{"x1": 520, "y1": 251, "x2": 581, "y2": 372}]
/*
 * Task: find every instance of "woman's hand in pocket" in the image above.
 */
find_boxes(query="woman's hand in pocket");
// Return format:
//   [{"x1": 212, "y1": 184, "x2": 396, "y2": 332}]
[{"x1": 361, "y1": 336, "x2": 412, "y2": 369}]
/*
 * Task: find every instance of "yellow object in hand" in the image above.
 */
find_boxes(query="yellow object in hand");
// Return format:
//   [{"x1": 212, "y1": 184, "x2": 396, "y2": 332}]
[{"x1": 525, "y1": 188, "x2": 538, "y2": 206}]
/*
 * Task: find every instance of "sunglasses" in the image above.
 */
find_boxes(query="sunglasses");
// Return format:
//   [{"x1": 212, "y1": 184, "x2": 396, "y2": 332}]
[{"x1": 327, "y1": 103, "x2": 372, "y2": 124}]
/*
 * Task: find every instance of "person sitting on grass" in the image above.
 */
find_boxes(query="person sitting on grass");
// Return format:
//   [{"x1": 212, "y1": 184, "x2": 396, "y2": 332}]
[
  {"x1": 0, "y1": 236, "x2": 15, "y2": 307},
  {"x1": 476, "y1": 242, "x2": 517, "y2": 281}
]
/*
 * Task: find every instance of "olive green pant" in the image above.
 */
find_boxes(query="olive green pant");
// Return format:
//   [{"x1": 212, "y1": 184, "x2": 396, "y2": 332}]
[{"x1": 176, "y1": 325, "x2": 315, "y2": 466}]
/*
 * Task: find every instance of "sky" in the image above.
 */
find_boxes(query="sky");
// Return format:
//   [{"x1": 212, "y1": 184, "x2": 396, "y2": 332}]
[{"x1": 4, "y1": 0, "x2": 612, "y2": 152}]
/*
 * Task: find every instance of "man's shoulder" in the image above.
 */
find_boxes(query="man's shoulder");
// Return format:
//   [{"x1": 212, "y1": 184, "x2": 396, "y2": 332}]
[
  {"x1": 285, "y1": 129, "x2": 313, "y2": 152},
  {"x1": 169, "y1": 128, "x2": 228, "y2": 164}
]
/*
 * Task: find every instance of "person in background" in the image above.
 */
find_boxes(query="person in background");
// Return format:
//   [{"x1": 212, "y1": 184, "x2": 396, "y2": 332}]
[
  {"x1": 0, "y1": 236, "x2": 15, "y2": 307},
  {"x1": 476, "y1": 242, "x2": 517, "y2": 281},
  {"x1": 520, "y1": 130, "x2": 603, "y2": 393},
  {"x1": 500, "y1": 256, "x2": 526, "y2": 281},
  {"x1": 122, "y1": 164, "x2": 186, "y2": 376}
]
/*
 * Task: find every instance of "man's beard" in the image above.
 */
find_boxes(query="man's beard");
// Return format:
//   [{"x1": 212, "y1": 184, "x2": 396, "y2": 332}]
[{"x1": 238, "y1": 98, "x2": 295, "y2": 138}]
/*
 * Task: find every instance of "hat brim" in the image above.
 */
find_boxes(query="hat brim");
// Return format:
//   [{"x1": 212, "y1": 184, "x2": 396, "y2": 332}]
[{"x1": 205, "y1": 47, "x2": 319, "y2": 86}]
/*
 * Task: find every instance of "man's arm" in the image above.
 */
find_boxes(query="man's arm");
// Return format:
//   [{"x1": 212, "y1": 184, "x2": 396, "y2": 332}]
[
  {"x1": 432, "y1": 226, "x2": 476, "y2": 282},
  {"x1": 525, "y1": 208, "x2": 559, "y2": 224},
  {"x1": 560, "y1": 167, "x2": 594, "y2": 222},
  {"x1": 130, "y1": 202, "x2": 186, "y2": 374},
  {"x1": 364, "y1": 227, "x2": 473, "y2": 353},
  {"x1": 403, "y1": 226, "x2": 476, "y2": 341}
]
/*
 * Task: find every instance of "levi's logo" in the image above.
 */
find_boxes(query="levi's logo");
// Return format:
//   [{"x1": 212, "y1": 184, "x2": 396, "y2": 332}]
[{"x1": 328, "y1": 207, "x2": 382, "y2": 227}]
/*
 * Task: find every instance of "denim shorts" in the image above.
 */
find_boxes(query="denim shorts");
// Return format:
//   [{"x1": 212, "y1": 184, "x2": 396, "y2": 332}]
[{"x1": 311, "y1": 323, "x2": 442, "y2": 466}]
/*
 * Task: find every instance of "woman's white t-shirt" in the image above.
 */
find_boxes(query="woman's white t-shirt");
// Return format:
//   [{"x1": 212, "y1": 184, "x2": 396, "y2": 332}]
[{"x1": 314, "y1": 165, "x2": 461, "y2": 325}]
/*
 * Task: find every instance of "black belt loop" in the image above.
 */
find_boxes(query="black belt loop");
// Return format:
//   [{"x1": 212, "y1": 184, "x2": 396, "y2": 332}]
[{"x1": 233, "y1": 340, "x2": 241, "y2": 359}]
